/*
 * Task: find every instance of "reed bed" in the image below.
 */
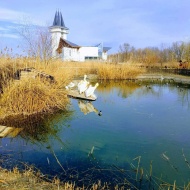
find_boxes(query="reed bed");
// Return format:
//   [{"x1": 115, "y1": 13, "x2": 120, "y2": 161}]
[
  {"x1": 0, "y1": 57, "x2": 72, "y2": 117},
  {"x1": 96, "y1": 63, "x2": 145, "y2": 80},
  {"x1": 0, "y1": 56, "x2": 144, "y2": 118},
  {"x1": 0, "y1": 166, "x2": 83, "y2": 190},
  {"x1": 0, "y1": 58, "x2": 16, "y2": 89},
  {"x1": 1, "y1": 155, "x2": 190, "y2": 190},
  {"x1": 0, "y1": 167, "x2": 126, "y2": 190},
  {"x1": 0, "y1": 78, "x2": 69, "y2": 117},
  {"x1": 46, "y1": 61, "x2": 144, "y2": 81},
  {"x1": 46, "y1": 60, "x2": 98, "y2": 79}
]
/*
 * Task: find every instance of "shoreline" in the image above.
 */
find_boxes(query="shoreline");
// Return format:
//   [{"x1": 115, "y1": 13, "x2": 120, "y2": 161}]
[
  {"x1": 135, "y1": 73, "x2": 190, "y2": 85},
  {"x1": 87, "y1": 73, "x2": 190, "y2": 85}
]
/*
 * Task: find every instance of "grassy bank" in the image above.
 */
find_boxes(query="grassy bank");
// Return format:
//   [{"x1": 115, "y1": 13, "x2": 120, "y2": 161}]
[
  {"x1": 96, "y1": 63, "x2": 144, "y2": 80},
  {"x1": 0, "y1": 166, "x2": 127, "y2": 190},
  {"x1": 0, "y1": 57, "x2": 144, "y2": 118},
  {"x1": 0, "y1": 78, "x2": 69, "y2": 116},
  {"x1": 0, "y1": 57, "x2": 145, "y2": 189},
  {"x1": 0, "y1": 166, "x2": 83, "y2": 190},
  {"x1": 0, "y1": 58, "x2": 73, "y2": 118},
  {"x1": 1, "y1": 162, "x2": 190, "y2": 190}
]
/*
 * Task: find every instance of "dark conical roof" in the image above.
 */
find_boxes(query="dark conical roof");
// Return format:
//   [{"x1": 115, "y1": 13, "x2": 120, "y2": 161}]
[{"x1": 52, "y1": 11, "x2": 68, "y2": 29}]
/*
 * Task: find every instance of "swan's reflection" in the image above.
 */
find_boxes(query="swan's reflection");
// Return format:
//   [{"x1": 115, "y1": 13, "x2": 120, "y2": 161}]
[{"x1": 78, "y1": 100, "x2": 99, "y2": 115}]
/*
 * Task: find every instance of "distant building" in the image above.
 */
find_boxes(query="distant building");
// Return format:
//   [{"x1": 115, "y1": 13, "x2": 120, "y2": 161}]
[{"x1": 49, "y1": 11, "x2": 111, "y2": 62}]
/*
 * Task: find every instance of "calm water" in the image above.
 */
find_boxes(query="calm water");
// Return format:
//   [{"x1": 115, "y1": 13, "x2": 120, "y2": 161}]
[{"x1": 0, "y1": 81, "x2": 190, "y2": 189}]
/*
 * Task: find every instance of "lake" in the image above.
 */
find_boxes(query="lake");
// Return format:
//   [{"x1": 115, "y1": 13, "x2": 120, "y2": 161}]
[{"x1": 0, "y1": 80, "x2": 190, "y2": 189}]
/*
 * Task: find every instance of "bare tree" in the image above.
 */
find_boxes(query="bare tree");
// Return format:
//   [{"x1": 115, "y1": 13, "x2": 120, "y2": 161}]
[
  {"x1": 171, "y1": 41, "x2": 185, "y2": 61},
  {"x1": 17, "y1": 19, "x2": 53, "y2": 65},
  {"x1": 119, "y1": 43, "x2": 135, "y2": 62}
]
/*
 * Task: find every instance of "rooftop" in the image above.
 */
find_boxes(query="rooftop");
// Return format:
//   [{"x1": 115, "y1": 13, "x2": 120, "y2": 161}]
[{"x1": 52, "y1": 11, "x2": 69, "y2": 30}]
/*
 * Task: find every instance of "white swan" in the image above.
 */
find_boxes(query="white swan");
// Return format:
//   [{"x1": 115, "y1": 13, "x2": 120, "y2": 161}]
[
  {"x1": 78, "y1": 75, "x2": 89, "y2": 94},
  {"x1": 79, "y1": 81, "x2": 90, "y2": 94},
  {"x1": 160, "y1": 75, "x2": 164, "y2": 82},
  {"x1": 78, "y1": 75, "x2": 86, "y2": 89},
  {"x1": 65, "y1": 82, "x2": 75, "y2": 90},
  {"x1": 85, "y1": 83, "x2": 99, "y2": 97}
]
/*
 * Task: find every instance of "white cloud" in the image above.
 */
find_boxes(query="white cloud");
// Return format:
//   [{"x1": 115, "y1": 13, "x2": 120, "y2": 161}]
[
  {"x1": 0, "y1": 26, "x2": 8, "y2": 31},
  {"x1": 0, "y1": 7, "x2": 27, "y2": 22},
  {"x1": 0, "y1": 33, "x2": 20, "y2": 39}
]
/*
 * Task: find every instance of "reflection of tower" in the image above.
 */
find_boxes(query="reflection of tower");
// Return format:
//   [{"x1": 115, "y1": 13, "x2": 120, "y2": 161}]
[{"x1": 49, "y1": 11, "x2": 69, "y2": 57}]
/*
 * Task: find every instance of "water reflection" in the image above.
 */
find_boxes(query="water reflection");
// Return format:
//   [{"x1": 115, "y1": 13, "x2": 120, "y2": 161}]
[
  {"x1": 0, "y1": 110, "x2": 73, "y2": 143},
  {"x1": 98, "y1": 80, "x2": 140, "y2": 98},
  {"x1": 98, "y1": 80, "x2": 190, "y2": 108},
  {"x1": 78, "y1": 100, "x2": 99, "y2": 115},
  {"x1": 0, "y1": 80, "x2": 190, "y2": 189},
  {"x1": 0, "y1": 126, "x2": 23, "y2": 138}
]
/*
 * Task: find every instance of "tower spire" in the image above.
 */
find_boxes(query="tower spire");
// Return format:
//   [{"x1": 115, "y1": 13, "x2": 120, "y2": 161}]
[
  {"x1": 60, "y1": 12, "x2": 65, "y2": 27},
  {"x1": 52, "y1": 10, "x2": 68, "y2": 29},
  {"x1": 53, "y1": 10, "x2": 58, "y2": 26}
]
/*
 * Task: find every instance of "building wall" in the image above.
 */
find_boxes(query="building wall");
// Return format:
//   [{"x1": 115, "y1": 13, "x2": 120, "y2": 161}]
[
  {"x1": 102, "y1": 51, "x2": 108, "y2": 60},
  {"x1": 50, "y1": 27, "x2": 69, "y2": 58},
  {"x1": 60, "y1": 46, "x2": 107, "y2": 62},
  {"x1": 50, "y1": 28, "x2": 61, "y2": 57},
  {"x1": 79, "y1": 47, "x2": 99, "y2": 61},
  {"x1": 62, "y1": 47, "x2": 80, "y2": 61},
  {"x1": 61, "y1": 47, "x2": 100, "y2": 62},
  {"x1": 50, "y1": 28, "x2": 109, "y2": 61}
]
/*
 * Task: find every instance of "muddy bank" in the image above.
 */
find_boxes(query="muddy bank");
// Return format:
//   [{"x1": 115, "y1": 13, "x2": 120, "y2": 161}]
[
  {"x1": 135, "y1": 73, "x2": 190, "y2": 85},
  {"x1": 87, "y1": 73, "x2": 190, "y2": 85}
]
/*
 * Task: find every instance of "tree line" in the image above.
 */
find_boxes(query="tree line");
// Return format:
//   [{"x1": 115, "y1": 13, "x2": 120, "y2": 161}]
[{"x1": 108, "y1": 41, "x2": 190, "y2": 67}]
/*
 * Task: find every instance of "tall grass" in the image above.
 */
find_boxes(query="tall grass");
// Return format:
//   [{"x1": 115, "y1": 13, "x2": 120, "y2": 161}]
[
  {"x1": 0, "y1": 54, "x2": 144, "y2": 118},
  {"x1": 0, "y1": 57, "x2": 16, "y2": 89},
  {"x1": 96, "y1": 63, "x2": 145, "y2": 80},
  {"x1": 0, "y1": 55, "x2": 72, "y2": 117},
  {"x1": 43, "y1": 61, "x2": 144, "y2": 81},
  {"x1": 0, "y1": 78, "x2": 69, "y2": 117}
]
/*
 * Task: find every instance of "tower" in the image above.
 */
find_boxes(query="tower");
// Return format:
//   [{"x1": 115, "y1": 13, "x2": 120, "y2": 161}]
[{"x1": 49, "y1": 11, "x2": 69, "y2": 57}]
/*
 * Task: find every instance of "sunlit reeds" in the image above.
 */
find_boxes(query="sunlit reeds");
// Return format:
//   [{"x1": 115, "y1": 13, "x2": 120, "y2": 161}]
[
  {"x1": 96, "y1": 63, "x2": 145, "y2": 80},
  {"x1": 0, "y1": 53, "x2": 144, "y2": 118},
  {"x1": 0, "y1": 78, "x2": 69, "y2": 117}
]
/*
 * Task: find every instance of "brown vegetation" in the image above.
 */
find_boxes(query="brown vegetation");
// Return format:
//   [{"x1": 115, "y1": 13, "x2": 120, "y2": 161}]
[
  {"x1": 0, "y1": 46, "x2": 189, "y2": 189},
  {"x1": 0, "y1": 166, "x2": 130, "y2": 190},
  {"x1": 0, "y1": 166, "x2": 83, "y2": 190},
  {"x1": 0, "y1": 78, "x2": 69, "y2": 117},
  {"x1": 0, "y1": 54, "x2": 145, "y2": 118},
  {"x1": 1, "y1": 21, "x2": 190, "y2": 190},
  {"x1": 96, "y1": 63, "x2": 144, "y2": 80},
  {"x1": 109, "y1": 41, "x2": 190, "y2": 69}
]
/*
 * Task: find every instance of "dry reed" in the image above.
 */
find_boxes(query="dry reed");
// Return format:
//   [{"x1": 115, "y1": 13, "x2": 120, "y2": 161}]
[
  {"x1": 96, "y1": 63, "x2": 145, "y2": 80},
  {"x1": 0, "y1": 54, "x2": 145, "y2": 120},
  {"x1": 0, "y1": 78, "x2": 69, "y2": 117},
  {"x1": 0, "y1": 166, "x2": 132, "y2": 190}
]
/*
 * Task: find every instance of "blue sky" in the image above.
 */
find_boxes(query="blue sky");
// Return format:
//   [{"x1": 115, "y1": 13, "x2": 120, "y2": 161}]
[{"x1": 0, "y1": 0, "x2": 189, "y2": 54}]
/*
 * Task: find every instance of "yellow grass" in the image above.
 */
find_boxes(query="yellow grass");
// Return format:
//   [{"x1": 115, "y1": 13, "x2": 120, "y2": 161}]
[
  {"x1": 0, "y1": 166, "x2": 128, "y2": 190},
  {"x1": 0, "y1": 166, "x2": 79, "y2": 190},
  {"x1": 0, "y1": 58, "x2": 15, "y2": 88},
  {"x1": 0, "y1": 56, "x2": 144, "y2": 118},
  {"x1": 0, "y1": 78, "x2": 69, "y2": 117},
  {"x1": 44, "y1": 61, "x2": 144, "y2": 81},
  {"x1": 96, "y1": 63, "x2": 145, "y2": 80}
]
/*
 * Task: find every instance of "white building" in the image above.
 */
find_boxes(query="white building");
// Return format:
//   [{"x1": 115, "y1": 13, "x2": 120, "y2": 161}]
[{"x1": 49, "y1": 11, "x2": 111, "y2": 62}]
